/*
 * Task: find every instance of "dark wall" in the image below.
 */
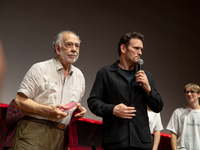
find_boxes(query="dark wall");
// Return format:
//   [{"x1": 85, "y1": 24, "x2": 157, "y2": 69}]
[{"x1": 0, "y1": 0, "x2": 200, "y2": 133}]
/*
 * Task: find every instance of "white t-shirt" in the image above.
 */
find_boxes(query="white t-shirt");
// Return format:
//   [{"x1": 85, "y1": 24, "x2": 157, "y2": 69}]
[
  {"x1": 166, "y1": 107, "x2": 200, "y2": 150},
  {"x1": 18, "y1": 57, "x2": 85, "y2": 126},
  {"x1": 148, "y1": 110, "x2": 163, "y2": 134}
]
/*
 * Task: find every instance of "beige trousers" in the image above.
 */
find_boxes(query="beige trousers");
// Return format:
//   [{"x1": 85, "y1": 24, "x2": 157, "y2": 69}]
[{"x1": 12, "y1": 119, "x2": 65, "y2": 150}]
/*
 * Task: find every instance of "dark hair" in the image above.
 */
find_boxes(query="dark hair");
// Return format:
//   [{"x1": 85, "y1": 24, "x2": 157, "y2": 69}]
[{"x1": 117, "y1": 32, "x2": 144, "y2": 56}]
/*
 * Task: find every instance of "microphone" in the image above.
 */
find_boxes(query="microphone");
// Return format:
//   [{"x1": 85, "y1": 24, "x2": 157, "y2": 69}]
[{"x1": 137, "y1": 59, "x2": 144, "y2": 86}]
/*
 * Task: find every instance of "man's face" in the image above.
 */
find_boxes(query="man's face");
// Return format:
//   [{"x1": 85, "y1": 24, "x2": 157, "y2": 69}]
[
  {"x1": 56, "y1": 32, "x2": 80, "y2": 65},
  {"x1": 185, "y1": 87, "x2": 200, "y2": 103},
  {"x1": 123, "y1": 38, "x2": 143, "y2": 65}
]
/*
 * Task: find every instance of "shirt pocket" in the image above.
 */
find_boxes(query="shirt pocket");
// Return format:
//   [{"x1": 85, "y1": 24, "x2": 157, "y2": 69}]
[
  {"x1": 43, "y1": 80, "x2": 58, "y2": 103},
  {"x1": 104, "y1": 118, "x2": 125, "y2": 144},
  {"x1": 70, "y1": 88, "x2": 83, "y2": 103}
]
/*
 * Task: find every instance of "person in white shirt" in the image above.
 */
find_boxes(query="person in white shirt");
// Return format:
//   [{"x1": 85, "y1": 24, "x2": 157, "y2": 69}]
[
  {"x1": 148, "y1": 106, "x2": 163, "y2": 150},
  {"x1": 13, "y1": 30, "x2": 87, "y2": 150},
  {"x1": 166, "y1": 83, "x2": 200, "y2": 150}
]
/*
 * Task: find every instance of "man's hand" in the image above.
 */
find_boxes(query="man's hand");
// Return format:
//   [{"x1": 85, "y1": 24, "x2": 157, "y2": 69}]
[
  {"x1": 135, "y1": 70, "x2": 151, "y2": 94},
  {"x1": 15, "y1": 93, "x2": 69, "y2": 120},
  {"x1": 48, "y1": 105, "x2": 69, "y2": 119},
  {"x1": 113, "y1": 103, "x2": 136, "y2": 119},
  {"x1": 75, "y1": 103, "x2": 87, "y2": 118}
]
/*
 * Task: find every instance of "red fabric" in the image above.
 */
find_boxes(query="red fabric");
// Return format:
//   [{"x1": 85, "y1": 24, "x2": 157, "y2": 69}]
[
  {"x1": 2, "y1": 100, "x2": 21, "y2": 148},
  {"x1": 65, "y1": 108, "x2": 81, "y2": 149},
  {"x1": 78, "y1": 118, "x2": 102, "y2": 125}
]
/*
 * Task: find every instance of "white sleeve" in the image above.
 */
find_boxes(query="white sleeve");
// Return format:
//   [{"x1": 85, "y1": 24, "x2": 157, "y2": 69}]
[
  {"x1": 148, "y1": 111, "x2": 163, "y2": 133},
  {"x1": 153, "y1": 113, "x2": 164, "y2": 132},
  {"x1": 18, "y1": 64, "x2": 42, "y2": 99},
  {"x1": 166, "y1": 109, "x2": 179, "y2": 134}
]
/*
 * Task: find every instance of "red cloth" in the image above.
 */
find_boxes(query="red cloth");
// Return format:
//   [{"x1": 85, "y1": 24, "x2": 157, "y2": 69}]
[
  {"x1": 2, "y1": 99, "x2": 21, "y2": 148},
  {"x1": 64, "y1": 108, "x2": 81, "y2": 149}
]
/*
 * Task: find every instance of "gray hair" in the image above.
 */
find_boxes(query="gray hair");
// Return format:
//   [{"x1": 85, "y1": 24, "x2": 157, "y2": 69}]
[{"x1": 52, "y1": 30, "x2": 81, "y2": 52}]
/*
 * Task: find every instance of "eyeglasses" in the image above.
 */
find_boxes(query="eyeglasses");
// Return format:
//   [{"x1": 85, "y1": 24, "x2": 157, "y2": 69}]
[
  {"x1": 184, "y1": 90, "x2": 197, "y2": 94},
  {"x1": 64, "y1": 42, "x2": 80, "y2": 49}
]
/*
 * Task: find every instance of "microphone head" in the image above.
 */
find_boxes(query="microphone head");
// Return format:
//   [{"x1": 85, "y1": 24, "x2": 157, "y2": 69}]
[{"x1": 137, "y1": 59, "x2": 144, "y2": 65}]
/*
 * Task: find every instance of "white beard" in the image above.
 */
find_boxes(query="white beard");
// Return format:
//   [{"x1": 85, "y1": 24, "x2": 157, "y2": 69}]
[{"x1": 59, "y1": 51, "x2": 79, "y2": 64}]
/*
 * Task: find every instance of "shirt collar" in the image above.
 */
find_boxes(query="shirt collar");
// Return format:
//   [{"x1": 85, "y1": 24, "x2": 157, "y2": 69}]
[
  {"x1": 53, "y1": 57, "x2": 74, "y2": 76},
  {"x1": 110, "y1": 60, "x2": 120, "y2": 72},
  {"x1": 111, "y1": 60, "x2": 136, "y2": 73}
]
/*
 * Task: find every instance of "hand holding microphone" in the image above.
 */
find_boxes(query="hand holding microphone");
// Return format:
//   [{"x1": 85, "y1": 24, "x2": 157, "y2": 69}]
[{"x1": 136, "y1": 59, "x2": 151, "y2": 94}]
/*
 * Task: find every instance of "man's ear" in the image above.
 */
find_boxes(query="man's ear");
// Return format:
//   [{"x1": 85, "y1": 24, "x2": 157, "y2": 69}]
[
  {"x1": 55, "y1": 45, "x2": 60, "y2": 55},
  {"x1": 120, "y1": 44, "x2": 126, "y2": 54}
]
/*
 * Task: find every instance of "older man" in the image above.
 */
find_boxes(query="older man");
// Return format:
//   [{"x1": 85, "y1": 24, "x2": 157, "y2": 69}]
[{"x1": 13, "y1": 30, "x2": 86, "y2": 150}]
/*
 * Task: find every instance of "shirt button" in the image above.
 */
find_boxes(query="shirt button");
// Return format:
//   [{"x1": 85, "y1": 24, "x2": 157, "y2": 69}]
[{"x1": 125, "y1": 86, "x2": 129, "y2": 90}]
